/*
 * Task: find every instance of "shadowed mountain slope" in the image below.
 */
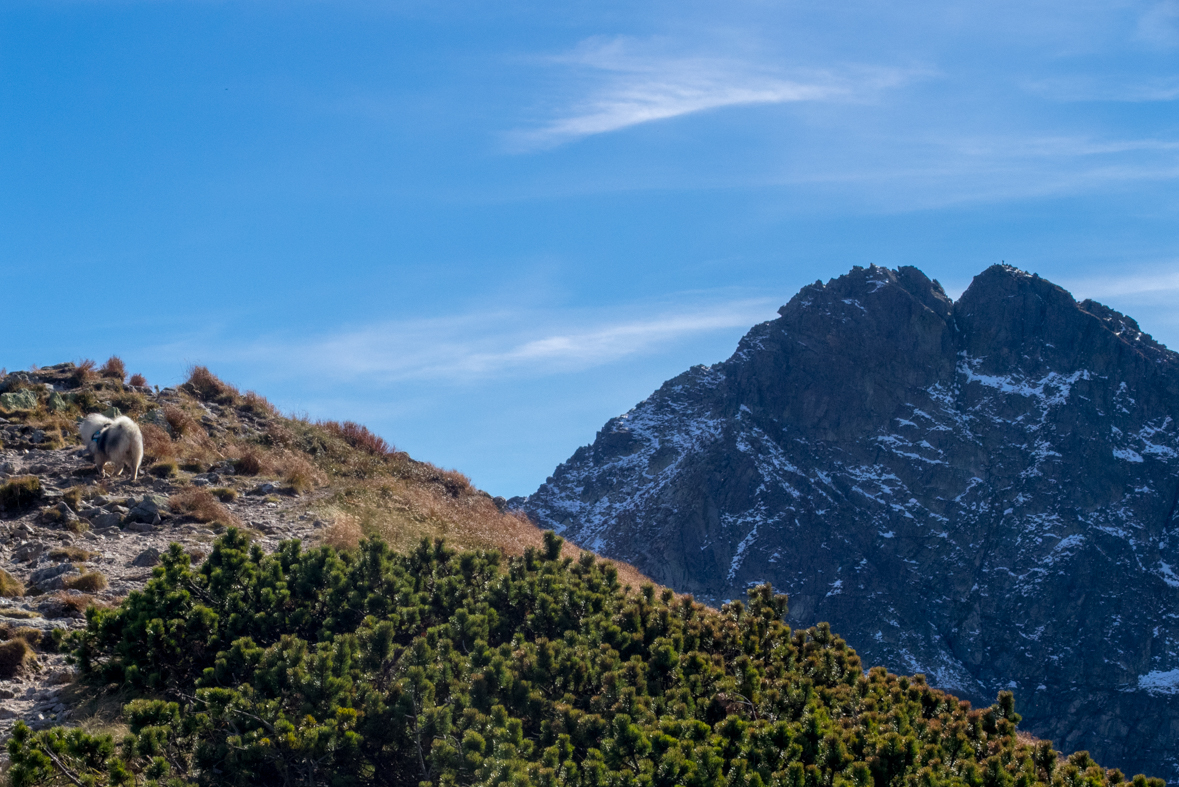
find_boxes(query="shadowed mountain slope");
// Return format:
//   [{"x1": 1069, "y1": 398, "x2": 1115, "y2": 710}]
[{"x1": 517, "y1": 264, "x2": 1179, "y2": 781}]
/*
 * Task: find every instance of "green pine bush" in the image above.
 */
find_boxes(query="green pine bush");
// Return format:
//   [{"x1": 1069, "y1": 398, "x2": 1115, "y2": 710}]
[{"x1": 5, "y1": 528, "x2": 1160, "y2": 787}]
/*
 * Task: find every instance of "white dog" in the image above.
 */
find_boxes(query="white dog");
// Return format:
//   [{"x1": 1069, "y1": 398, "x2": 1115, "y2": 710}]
[
  {"x1": 92, "y1": 416, "x2": 144, "y2": 480},
  {"x1": 79, "y1": 413, "x2": 113, "y2": 456}
]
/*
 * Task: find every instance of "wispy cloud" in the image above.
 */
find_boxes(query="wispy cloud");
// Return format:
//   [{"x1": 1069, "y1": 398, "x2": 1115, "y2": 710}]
[
  {"x1": 513, "y1": 36, "x2": 912, "y2": 149},
  {"x1": 1138, "y1": 1, "x2": 1179, "y2": 47},
  {"x1": 1024, "y1": 76, "x2": 1179, "y2": 103},
  {"x1": 1063, "y1": 266, "x2": 1179, "y2": 300},
  {"x1": 145, "y1": 297, "x2": 779, "y2": 384}
]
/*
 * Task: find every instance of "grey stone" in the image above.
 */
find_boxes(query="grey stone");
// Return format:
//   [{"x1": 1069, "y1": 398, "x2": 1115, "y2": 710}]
[
  {"x1": 131, "y1": 547, "x2": 162, "y2": 567},
  {"x1": 13, "y1": 542, "x2": 45, "y2": 562},
  {"x1": 87, "y1": 511, "x2": 122, "y2": 529},
  {"x1": 125, "y1": 494, "x2": 170, "y2": 524},
  {"x1": 100, "y1": 405, "x2": 121, "y2": 419},
  {"x1": 30, "y1": 562, "x2": 78, "y2": 590},
  {"x1": 140, "y1": 408, "x2": 173, "y2": 435},
  {"x1": 0, "y1": 391, "x2": 37, "y2": 411},
  {"x1": 124, "y1": 521, "x2": 155, "y2": 534},
  {"x1": 46, "y1": 392, "x2": 68, "y2": 412}
]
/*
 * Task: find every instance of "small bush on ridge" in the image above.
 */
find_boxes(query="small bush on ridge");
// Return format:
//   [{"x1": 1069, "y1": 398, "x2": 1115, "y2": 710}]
[
  {"x1": 320, "y1": 419, "x2": 392, "y2": 456},
  {"x1": 98, "y1": 356, "x2": 126, "y2": 381}
]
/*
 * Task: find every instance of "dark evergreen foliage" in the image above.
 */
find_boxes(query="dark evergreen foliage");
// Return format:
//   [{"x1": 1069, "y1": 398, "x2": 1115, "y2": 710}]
[{"x1": 6, "y1": 530, "x2": 1159, "y2": 787}]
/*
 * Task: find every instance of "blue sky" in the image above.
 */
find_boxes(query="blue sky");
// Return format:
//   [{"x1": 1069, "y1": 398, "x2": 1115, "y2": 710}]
[{"x1": 3, "y1": 0, "x2": 1178, "y2": 497}]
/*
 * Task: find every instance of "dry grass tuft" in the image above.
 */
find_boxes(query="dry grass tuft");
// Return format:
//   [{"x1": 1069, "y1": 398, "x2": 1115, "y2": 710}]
[
  {"x1": 0, "y1": 639, "x2": 34, "y2": 679},
  {"x1": 0, "y1": 569, "x2": 24, "y2": 598},
  {"x1": 141, "y1": 423, "x2": 174, "y2": 461},
  {"x1": 71, "y1": 359, "x2": 98, "y2": 387},
  {"x1": 169, "y1": 488, "x2": 241, "y2": 527},
  {"x1": 150, "y1": 460, "x2": 179, "y2": 478},
  {"x1": 99, "y1": 356, "x2": 126, "y2": 381},
  {"x1": 277, "y1": 453, "x2": 322, "y2": 494},
  {"x1": 0, "y1": 476, "x2": 42, "y2": 512},
  {"x1": 128, "y1": 373, "x2": 147, "y2": 387},
  {"x1": 48, "y1": 546, "x2": 97, "y2": 562},
  {"x1": 210, "y1": 487, "x2": 237, "y2": 503},
  {"x1": 320, "y1": 513, "x2": 363, "y2": 552},
  {"x1": 234, "y1": 449, "x2": 264, "y2": 476},
  {"x1": 163, "y1": 405, "x2": 199, "y2": 438},
  {"x1": 52, "y1": 592, "x2": 103, "y2": 615},
  {"x1": 241, "y1": 391, "x2": 278, "y2": 417},
  {"x1": 320, "y1": 420, "x2": 393, "y2": 456},
  {"x1": 185, "y1": 365, "x2": 238, "y2": 402},
  {"x1": 64, "y1": 571, "x2": 108, "y2": 593},
  {"x1": 11, "y1": 627, "x2": 42, "y2": 648},
  {"x1": 63, "y1": 486, "x2": 87, "y2": 512}
]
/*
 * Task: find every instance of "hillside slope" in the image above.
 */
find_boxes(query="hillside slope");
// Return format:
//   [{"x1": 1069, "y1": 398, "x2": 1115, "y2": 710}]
[
  {"x1": 0, "y1": 361, "x2": 647, "y2": 742},
  {"x1": 517, "y1": 265, "x2": 1179, "y2": 781}
]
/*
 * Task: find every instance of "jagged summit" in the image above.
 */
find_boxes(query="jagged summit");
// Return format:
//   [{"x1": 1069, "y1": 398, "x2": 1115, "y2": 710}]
[{"x1": 518, "y1": 264, "x2": 1179, "y2": 781}]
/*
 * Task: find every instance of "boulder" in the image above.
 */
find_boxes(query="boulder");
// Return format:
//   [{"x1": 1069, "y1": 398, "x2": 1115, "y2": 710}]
[
  {"x1": 125, "y1": 494, "x2": 169, "y2": 524},
  {"x1": 46, "y1": 392, "x2": 68, "y2": 412},
  {"x1": 140, "y1": 409, "x2": 173, "y2": 435},
  {"x1": 131, "y1": 547, "x2": 162, "y2": 567},
  {"x1": 86, "y1": 511, "x2": 122, "y2": 529},
  {"x1": 0, "y1": 391, "x2": 37, "y2": 411},
  {"x1": 29, "y1": 562, "x2": 78, "y2": 591}
]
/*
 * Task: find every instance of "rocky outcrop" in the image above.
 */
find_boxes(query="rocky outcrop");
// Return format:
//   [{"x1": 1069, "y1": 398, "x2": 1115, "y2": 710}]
[{"x1": 518, "y1": 264, "x2": 1179, "y2": 782}]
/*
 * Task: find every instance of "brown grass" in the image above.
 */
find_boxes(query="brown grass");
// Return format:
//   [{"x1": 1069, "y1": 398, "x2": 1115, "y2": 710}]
[
  {"x1": 150, "y1": 460, "x2": 179, "y2": 478},
  {"x1": 316, "y1": 476, "x2": 649, "y2": 588},
  {"x1": 320, "y1": 420, "x2": 393, "y2": 456},
  {"x1": 185, "y1": 365, "x2": 238, "y2": 402},
  {"x1": 128, "y1": 373, "x2": 147, "y2": 387},
  {"x1": 99, "y1": 356, "x2": 126, "y2": 381},
  {"x1": 0, "y1": 569, "x2": 24, "y2": 598},
  {"x1": 0, "y1": 476, "x2": 42, "y2": 511},
  {"x1": 71, "y1": 359, "x2": 98, "y2": 387},
  {"x1": 210, "y1": 487, "x2": 238, "y2": 502},
  {"x1": 141, "y1": 423, "x2": 174, "y2": 461},
  {"x1": 169, "y1": 488, "x2": 241, "y2": 527},
  {"x1": 319, "y1": 513, "x2": 363, "y2": 552},
  {"x1": 10, "y1": 627, "x2": 42, "y2": 648},
  {"x1": 277, "y1": 452, "x2": 322, "y2": 494},
  {"x1": 0, "y1": 639, "x2": 33, "y2": 679},
  {"x1": 163, "y1": 405, "x2": 199, "y2": 438},
  {"x1": 63, "y1": 487, "x2": 87, "y2": 511},
  {"x1": 48, "y1": 547, "x2": 97, "y2": 562},
  {"x1": 64, "y1": 571, "x2": 108, "y2": 593},
  {"x1": 52, "y1": 592, "x2": 101, "y2": 615},
  {"x1": 234, "y1": 449, "x2": 263, "y2": 476},
  {"x1": 242, "y1": 390, "x2": 278, "y2": 417}
]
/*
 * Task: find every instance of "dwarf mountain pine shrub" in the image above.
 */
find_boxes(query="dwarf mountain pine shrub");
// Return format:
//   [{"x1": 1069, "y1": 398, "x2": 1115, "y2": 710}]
[{"x1": 6, "y1": 529, "x2": 1156, "y2": 787}]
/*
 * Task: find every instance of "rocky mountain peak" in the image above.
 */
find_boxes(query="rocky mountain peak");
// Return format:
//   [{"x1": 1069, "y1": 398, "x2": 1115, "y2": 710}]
[{"x1": 519, "y1": 264, "x2": 1179, "y2": 782}]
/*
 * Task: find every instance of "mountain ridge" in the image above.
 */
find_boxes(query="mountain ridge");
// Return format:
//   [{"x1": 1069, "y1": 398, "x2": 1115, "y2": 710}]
[{"x1": 517, "y1": 263, "x2": 1179, "y2": 781}]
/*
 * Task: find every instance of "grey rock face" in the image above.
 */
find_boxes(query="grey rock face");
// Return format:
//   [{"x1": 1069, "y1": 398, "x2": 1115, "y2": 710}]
[
  {"x1": 0, "y1": 392, "x2": 37, "y2": 412},
  {"x1": 29, "y1": 562, "x2": 78, "y2": 591},
  {"x1": 519, "y1": 264, "x2": 1179, "y2": 781}
]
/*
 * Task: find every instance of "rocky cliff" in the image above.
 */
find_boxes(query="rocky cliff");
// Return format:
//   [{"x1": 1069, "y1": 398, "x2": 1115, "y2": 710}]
[{"x1": 517, "y1": 264, "x2": 1179, "y2": 782}]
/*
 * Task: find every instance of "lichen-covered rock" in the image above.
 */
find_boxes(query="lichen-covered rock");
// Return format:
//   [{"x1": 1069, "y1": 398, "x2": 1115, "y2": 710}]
[
  {"x1": 519, "y1": 264, "x2": 1179, "y2": 782},
  {"x1": 0, "y1": 392, "x2": 37, "y2": 412}
]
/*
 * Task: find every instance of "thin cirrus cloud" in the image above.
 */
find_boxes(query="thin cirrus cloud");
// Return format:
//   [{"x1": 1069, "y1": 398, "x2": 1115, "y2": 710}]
[
  {"x1": 1064, "y1": 267, "x2": 1179, "y2": 300},
  {"x1": 189, "y1": 297, "x2": 779, "y2": 385},
  {"x1": 1024, "y1": 76, "x2": 1179, "y2": 103},
  {"x1": 512, "y1": 37, "x2": 912, "y2": 149}
]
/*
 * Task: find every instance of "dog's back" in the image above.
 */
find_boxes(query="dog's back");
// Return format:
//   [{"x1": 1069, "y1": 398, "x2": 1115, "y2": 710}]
[
  {"x1": 80, "y1": 413, "x2": 113, "y2": 455},
  {"x1": 94, "y1": 416, "x2": 144, "y2": 480}
]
